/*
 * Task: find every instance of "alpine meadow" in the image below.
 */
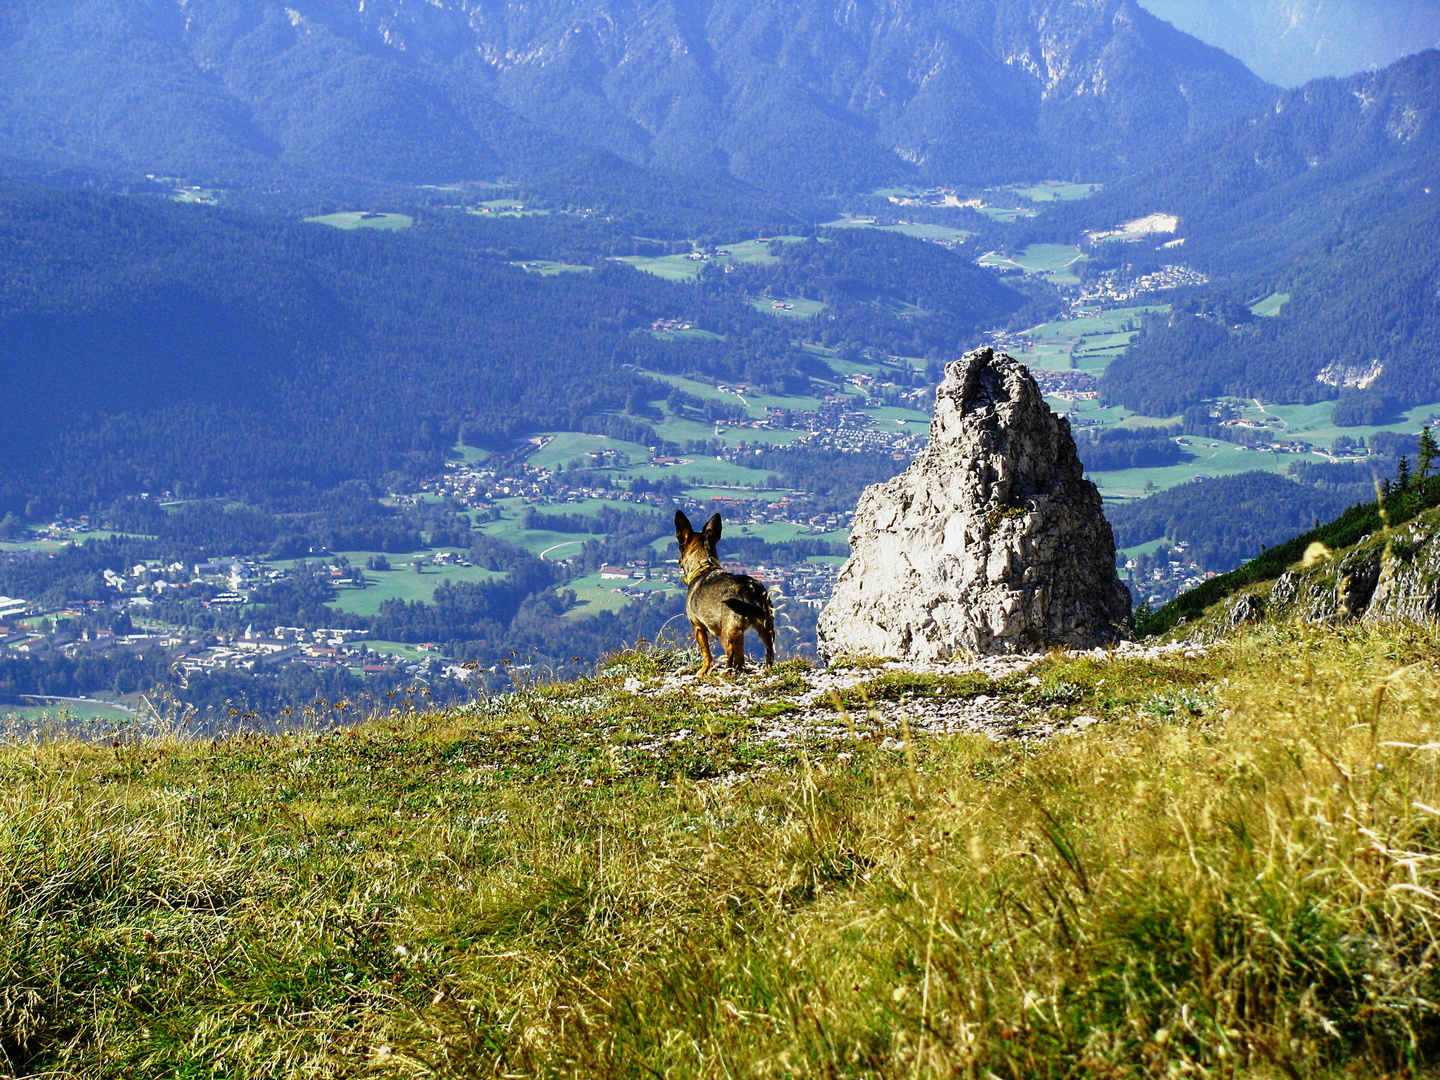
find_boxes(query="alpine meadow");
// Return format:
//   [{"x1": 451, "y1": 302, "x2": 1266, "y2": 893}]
[{"x1": 2, "y1": 2, "x2": 1440, "y2": 1077}]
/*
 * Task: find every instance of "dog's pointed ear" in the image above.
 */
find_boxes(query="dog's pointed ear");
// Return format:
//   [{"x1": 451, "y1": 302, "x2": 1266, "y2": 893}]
[
  {"x1": 701, "y1": 513, "x2": 722, "y2": 546},
  {"x1": 674, "y1": 509, "x2": 694, "y2": 542}
]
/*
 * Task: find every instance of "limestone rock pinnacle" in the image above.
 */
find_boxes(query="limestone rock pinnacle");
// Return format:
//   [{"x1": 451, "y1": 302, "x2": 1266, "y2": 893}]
[{"x1": 817, "y1": 347, "x2": 1132, "y2": 660}]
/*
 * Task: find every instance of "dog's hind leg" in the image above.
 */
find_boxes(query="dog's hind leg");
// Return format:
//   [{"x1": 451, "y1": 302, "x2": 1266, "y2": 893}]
[
  {"x1": 759, "y1": 619, "x2": 775, "y2": 667},
  {"x1": 694, "y1": 625, "x2": 714, "y2": 677},
  {"x1": 723, "y1": 627, "x2": 746, "y2": 674}
]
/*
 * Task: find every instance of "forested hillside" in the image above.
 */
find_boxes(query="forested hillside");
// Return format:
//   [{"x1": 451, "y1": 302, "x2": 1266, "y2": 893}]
[
  {"x1": 0, "y1": 0, "x2": 1273, "y2": 191},
  {"x1": 1021, "y1": 51, "x2": 1440, "y2": 414},
  {"x1": 3, "y1": 180, "x2": 958, "y2": 514}
]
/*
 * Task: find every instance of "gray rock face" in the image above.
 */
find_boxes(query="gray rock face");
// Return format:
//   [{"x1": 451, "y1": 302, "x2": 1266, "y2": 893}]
[{"x1": 817, "y1": 348, "x2": 1133, "y2": 661}]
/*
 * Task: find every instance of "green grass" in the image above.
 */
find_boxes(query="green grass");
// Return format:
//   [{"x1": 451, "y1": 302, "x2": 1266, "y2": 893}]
[
  {"x1": 1, "y1": 701, "x2": 134, "y2": 725},
  {"x1": 975, "y1": 205, "x2": 1038, "y2": 222},
  {"x1": 363, "y1": 640, "x2": 442, "y2": 663},
  {"x1": 619, "y1": 455, "x2": 778, "y2": 489},
  {"x1": 1089, "y1": 441, "x2": 1329, "y2": 501},
  {"x1": 1249, "y1": 292, "x2": 1291, "y2": 317},
  {"x1": 980, "y1": 244, "x2": 1087, "y2": 282},
  {"x1": 1119, "y1": 536, "x2": 1172, "y2": 559},
  {"x1": 651, "y1": 327, "x2": 725, "y2": 342},
  {"x1": 751, "y1": 296, "x2": 825, "y2": 317},
  {"x1": 327, "y1": 559, "x2": 506, "y2": 618},
  {"x1": 528, "y1": 432, "x2": 653, "y2": 471},
  {"x1": 824, "y1": 218, "x2": 974, "y2": 241},
  {"x1": 1003, "y1": 180, "x2": 1102, "y2": 202},
  {"x1": 474, "y1": 505, "x2": 606, "y2": 557},
  {"x1": 618, "y1": 238, "x2": 808, "y2": 283},
  {"x1": 446, "y1": 443, "x2": 490, "y2": 465},
  {"x1": 4, "y1": 625, "x2": 1439, "y2": 1076},
  {"x1": 304, "y1": 212, "x2": 414, "y2": 230},
  {"x1": 1259, "y1": 398, "x2": 1440, "y2": 447},
  {"x1": 561, "y1": 572, "x2": 675, "y2": 619},
  {"x1": 512, "y1": 260, "x2": 593, "y2": 275}
]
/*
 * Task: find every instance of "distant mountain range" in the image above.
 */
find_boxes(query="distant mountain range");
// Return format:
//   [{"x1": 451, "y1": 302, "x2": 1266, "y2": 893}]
[
  {"x1": 1139, "y1": 0, "x2": 1440, "y2": 87},
  {"x1": 0, "y1": 0, "x2": 1274, "y2": 190}
]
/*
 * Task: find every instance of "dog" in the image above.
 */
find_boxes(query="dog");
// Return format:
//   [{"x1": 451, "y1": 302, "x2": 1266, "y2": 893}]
[{"x1": 674, "y1": 510, "x2": 775, "y2": 676}]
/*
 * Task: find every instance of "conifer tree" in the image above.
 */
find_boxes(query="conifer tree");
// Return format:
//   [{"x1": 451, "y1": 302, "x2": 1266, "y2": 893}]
[{"x1": 1417, "y1": 426, "x2": 1437, "y2": 480}]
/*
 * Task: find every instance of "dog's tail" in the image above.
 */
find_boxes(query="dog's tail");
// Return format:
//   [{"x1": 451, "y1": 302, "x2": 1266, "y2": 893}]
[{"x1": 722, "y1": 597, "x2": 769, "y2": 622}]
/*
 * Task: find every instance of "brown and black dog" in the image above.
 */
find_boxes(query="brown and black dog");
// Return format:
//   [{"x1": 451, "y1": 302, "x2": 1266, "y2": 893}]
[{"x1": 675, "y1": 510, "x2": 775, "y2": 676}]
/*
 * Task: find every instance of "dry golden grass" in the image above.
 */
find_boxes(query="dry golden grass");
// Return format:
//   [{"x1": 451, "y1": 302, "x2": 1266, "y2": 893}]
[{"x1": 3, "y1": 624, "x2": 1439, "y2": 1077}]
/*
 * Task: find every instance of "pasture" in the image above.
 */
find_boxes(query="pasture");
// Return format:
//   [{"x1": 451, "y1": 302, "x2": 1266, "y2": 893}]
[
  {"x1": 304, "y1": 212, "x2": 413, "y2": 230},
  {"x1": 1249, "y1": 292, "x2": 1291, "y2": 317},
  {"x1": 513, "y1": 261, "x2": 593, "y2": 276},
  {"x1": 1, "y1": 700, "x2": 134, "y2": 726},
  {"x1": 560, "y1": 572, "x2": 675, "y2": 620},
  {"x1": 1012, "y1": 305, "x2": 1165, "y2": 374},
  {"x1": 319, "y1": 554, "x2": 506, "y2": 618},
  {"x1": 1240, "y1": 398, "x2": 1440, "y2": 447},
  {"x1": 980, "y1": 244, "x2": 1087, "y2": 283},
  {"x1": 1086, "y1": 441, "x2": 1330, "y2": 502},
  {"x1": 825, "y1": 217, "x2": 974, "y2": 242},
  {"x1": 528, "y1": 432, "x2": 653, "y2": 471},
  {"x1": 752, "y1": 297, "x2": 825, "y2": 317},
  {"x1": 1003, "y1": 180, "x2": 1102, "y2": 202},
  {"x1": 618, "y1": 237, "x2": 808, "y2": 282}
]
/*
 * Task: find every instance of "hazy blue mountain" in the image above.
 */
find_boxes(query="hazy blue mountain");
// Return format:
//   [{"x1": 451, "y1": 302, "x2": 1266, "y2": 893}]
[
  {"x1": 1139, "y1": 0, "x2": 1440, "y2": 87},
  {"x1": 0, "y1": 0, "x2": 1274, "y2": 190}
]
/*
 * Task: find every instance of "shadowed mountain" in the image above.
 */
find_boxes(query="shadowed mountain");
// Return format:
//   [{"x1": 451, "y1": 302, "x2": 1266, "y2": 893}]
[
  {"x1": 0, "y1": 0, "x2": 1274, "y2": 190},
  {"x1": 1026, "y1": 51, "x2": 1440, "y2": 415}
]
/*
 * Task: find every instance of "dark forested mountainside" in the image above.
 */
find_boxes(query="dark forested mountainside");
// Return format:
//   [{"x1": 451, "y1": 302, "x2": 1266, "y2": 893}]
[
  {"x1": 0, "y1": 180, "x2": 1023, "y2": 515},
  {"x1": 0, "y1": 0, "x2": 1273, "y2": 191},
  {"x1": 1099, "y1": 197, "x2": 1440, "y2": 415},
  {"x1": 1105, "y1": 470, "x2": 1373, "y2": 573},
  {"x1": 709, "y1": 230, "x2": 1028, "y2": 357},
  {"x1": 1030, "y1": 50, "x2": 1440, "y2": 278},
  {"x1": 1022, "y1": 51, "x2": 1440, "y2": 414}
]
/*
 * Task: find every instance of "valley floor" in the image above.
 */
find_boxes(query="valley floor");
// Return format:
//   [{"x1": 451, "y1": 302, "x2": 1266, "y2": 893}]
[{"x1": 3, "y1": 623, "x2": 1439, "y2": 1076}]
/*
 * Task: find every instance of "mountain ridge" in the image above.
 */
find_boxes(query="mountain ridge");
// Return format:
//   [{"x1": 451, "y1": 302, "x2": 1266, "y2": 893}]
[{"x1": 0, "y1": 0, "x2": 1276, "y2": 190}]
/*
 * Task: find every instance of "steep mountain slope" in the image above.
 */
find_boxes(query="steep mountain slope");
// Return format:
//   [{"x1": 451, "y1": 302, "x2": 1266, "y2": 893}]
[
  {"x1": 0, "y1": 0, "x2": 1275, "y2": 190},
  {"x1": 1139, "y1": 0, "x2": 1440, "y2": 87},
  {"x1": 1026, "y1": 51, "x2": 1440, "y2": 413}
]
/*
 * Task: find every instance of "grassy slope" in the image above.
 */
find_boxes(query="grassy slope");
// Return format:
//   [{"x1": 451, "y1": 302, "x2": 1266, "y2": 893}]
[{"x1": 3, "y1": 627, "x2": 1439, "y2": 1077}]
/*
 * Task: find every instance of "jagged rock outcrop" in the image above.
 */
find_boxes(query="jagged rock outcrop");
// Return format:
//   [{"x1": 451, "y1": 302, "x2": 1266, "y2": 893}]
[
  {"x1": 1260, "y1": 513, "x2": 1440, "y2": 626},
  {"x1": 817, "y1": 348, "x2": 1132, "y2": 661}
]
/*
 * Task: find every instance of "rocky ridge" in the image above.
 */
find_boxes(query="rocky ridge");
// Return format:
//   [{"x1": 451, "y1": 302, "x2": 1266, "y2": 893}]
[
  {"x1": 818, "y1": 347, "x2": 1133, "y2": 661},
  {"x1": 1208, "y1": 505, "x2": 1440, "y2": 635}
]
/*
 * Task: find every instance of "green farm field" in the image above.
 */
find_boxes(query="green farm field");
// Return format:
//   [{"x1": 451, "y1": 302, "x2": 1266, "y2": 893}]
[
  {"x1": 752, "y1": 297, "x2": 825, "y2": 317},
  {"x1": 1244, "y1": 399, "x2": 1440, "y2": 447},
  {"x1": 1087, "y1": 442, "x2": 1329, "y2": 502},
  {"x1": 1249, "y1": 292, "x2": 1291, "y2": 317},
  {"x1": 304, "y1": 212, "x2": 413, "y2": 230},
  {"x1": 825, "y1": 217, "x2": 974, "y2": 242},
  {"x1": 529, "y1": 432, "x2": 653, "y2": 470},
  {"x1": 561, "y1": 572, "x2": 675, "y2": 620},
  {"x1": 513, "y1": 261, "x2": 592, "y2": 276},
  {"x1": 980, "y1": 244, "x2": 1087, "y2": 283},
  {"x1": 618, "y1": 237, "x2": 808, "y2": 282},
  {"x1": 1002, "y1": 181, "x2": 1101, "y2": 202},
  {"x1": 0, "y1": 701, "x2": 135, "y2": 725},
  {"x1": 322, "y1": 556, "x2": 506, "y2": 618}
]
